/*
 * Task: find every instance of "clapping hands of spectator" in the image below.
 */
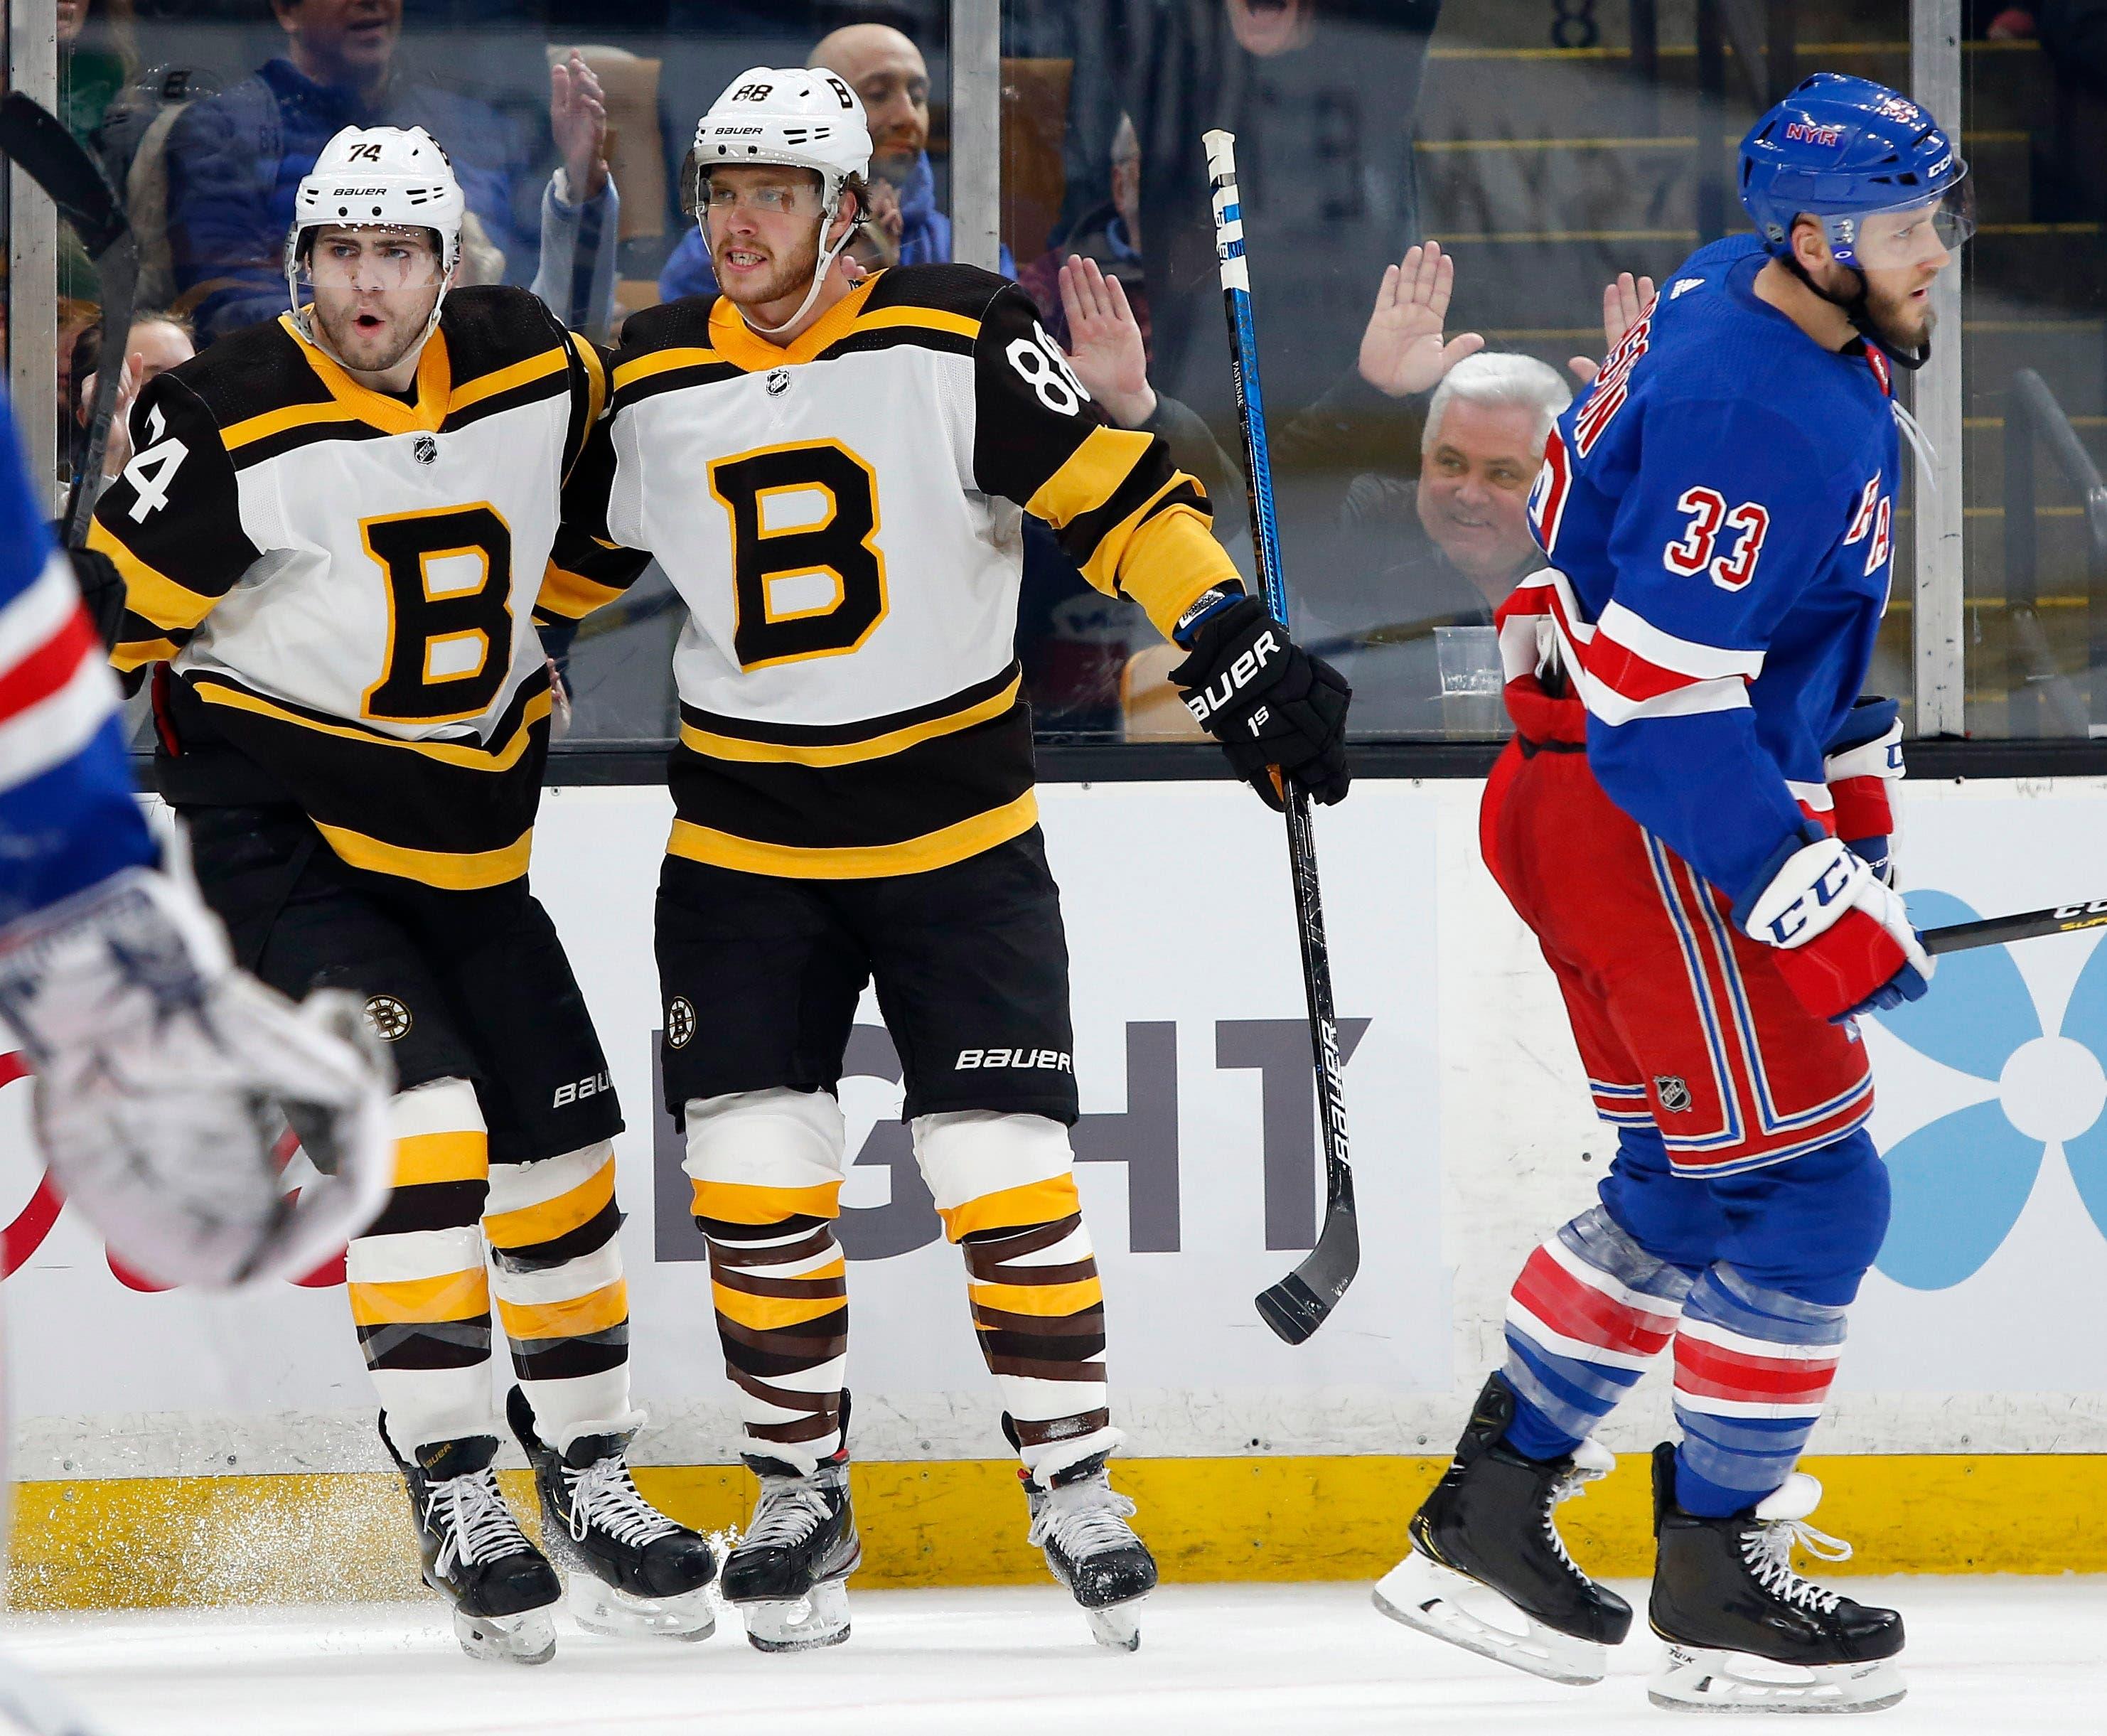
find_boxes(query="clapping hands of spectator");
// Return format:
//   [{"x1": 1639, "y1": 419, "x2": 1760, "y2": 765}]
[
  {"x1": 1058, "y1": 255, "x2": 1157, "y2": 428},
  {"x1": 550, "y1": 50, "x2": 610, "y2": 202},
  {"x1": 1568, "y1": 272, "x2": 1655, "y2": 384},
  {"x1": 1357, "y1": 240, "x2": 1486, "y2": 398}
]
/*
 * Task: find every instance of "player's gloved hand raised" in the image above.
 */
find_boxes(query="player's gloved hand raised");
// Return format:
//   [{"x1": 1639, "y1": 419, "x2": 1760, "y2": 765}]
[
  {"x1": 1825, "y1": 695, "x2": 1904, "y2": 886},
  {"x1": 1169, "y1": 592, "x2": 1351, "y2": 810},
  {"x1": 0, "y1": 854, "x2": 397, "y2": 1287},
  {"x1": 1737, "y1": 828, "x2": 1933, "y2": 1023}
]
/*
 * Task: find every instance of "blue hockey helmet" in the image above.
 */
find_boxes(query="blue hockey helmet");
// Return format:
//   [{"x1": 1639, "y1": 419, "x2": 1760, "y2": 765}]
[{"x1": 1739, "y1": 73, "x2": 1972, "y2": 270}]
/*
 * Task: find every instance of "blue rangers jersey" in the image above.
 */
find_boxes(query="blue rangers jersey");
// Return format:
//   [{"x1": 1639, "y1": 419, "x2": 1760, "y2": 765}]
[
  {"x1": 1502, "y1": 233, "x2": 1902, "y2": 903},
  {"x1": 0, "y1": 398, "x2": 154, "y2": 926}
]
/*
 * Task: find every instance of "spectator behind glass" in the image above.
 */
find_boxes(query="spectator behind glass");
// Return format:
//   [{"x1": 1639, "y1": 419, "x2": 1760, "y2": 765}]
[
  {"x1": 659, "y1": 21, "x2": 1012, "y2": 301},
  {"x1": 68, "y1": 311, "x2": 197, "y2": 494},
  {"x1": 163, "y1": 1, "x2": 615, "y2": 344}
]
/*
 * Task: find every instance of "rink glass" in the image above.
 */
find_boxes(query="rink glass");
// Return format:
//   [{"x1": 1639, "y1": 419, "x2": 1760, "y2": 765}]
[{"x1": 5, "y1": 1, "x2": 2102, "y2": 756}]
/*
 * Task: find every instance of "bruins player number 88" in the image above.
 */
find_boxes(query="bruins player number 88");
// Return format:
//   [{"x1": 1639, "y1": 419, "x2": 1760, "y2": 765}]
[
  {"x1": 89, "y1": 124, "x2": 718, "y2": 1665},
  {"x1": 551, "y1": 69, "x2": 1353, "y2": 1654}
]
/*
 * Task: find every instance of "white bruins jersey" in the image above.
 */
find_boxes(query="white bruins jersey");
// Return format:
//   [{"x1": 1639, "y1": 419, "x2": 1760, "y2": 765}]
[
  {"x1": 558, "y1": 264, "x2": 1238, "y2": 878},
  {"x1": 94, "y1": 289, "x2": 606, "y2": 889}
]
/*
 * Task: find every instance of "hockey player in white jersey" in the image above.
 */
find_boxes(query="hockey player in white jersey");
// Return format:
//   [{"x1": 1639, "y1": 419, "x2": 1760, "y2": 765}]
[
  {"x1": 552, "y1": 69, "x2": 1351, "y2": 1654},
  {"x1": 89, "y1": 126, "x2": 716, "y2": 1665}
]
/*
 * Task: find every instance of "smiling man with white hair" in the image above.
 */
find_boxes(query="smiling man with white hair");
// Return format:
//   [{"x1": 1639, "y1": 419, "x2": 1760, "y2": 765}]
[{"x1": 1417, "y1": 352, "x2": 1572, "y2": 609}]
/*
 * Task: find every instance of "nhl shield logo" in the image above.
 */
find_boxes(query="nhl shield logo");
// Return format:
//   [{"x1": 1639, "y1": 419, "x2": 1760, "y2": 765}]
[
  {"x1": 1653, "y1": 1074, "x2": 1693, "y2": 1113},
  {"x1": 765, "y1": 368, "x2": 790, "y2": 397},
  {"x1": 412, "y1": 434, "x2": 439, "y2": 466}
]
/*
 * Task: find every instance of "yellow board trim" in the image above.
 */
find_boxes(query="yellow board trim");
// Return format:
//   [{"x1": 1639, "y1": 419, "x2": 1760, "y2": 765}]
[
  {"x1": 689, "y1": 1179, "x2": 844, "y2": 1226},
  {"x1": 390, "y1": 1129, "x2": 488, "y2": 1189},
  {"x1": 967, "y1": 1276, "x2": 1103, "y2": 1319},
  {"x1": 494, "y1": 1277, "x2": 628, "y2": 1342},
  {"x1": 668, "y1": 788, "x2": 1039, "y2": 881},
  {"x1": 938, "y1": 1174, "x2": 1082, "y2": 1242},
  {"x1": 345, "y1": 1268, "x2": 488, "y2": 1327},
  {"x1": 680, "y1": 675, "x2": 1022, "y2": 767},
  {"x1": 87, "y1": 520, "x2": 220, "y2": 635},
  {"x1": 312, "y1": 820, "x2": 535, "y2": 891},
  {"x1": 711, "y1": 1281, "x2": 847, "y2": 1332},
  {"x1": 12, "y1": 1454, "x2": 2105, "y2": 1612},
  {"x1": 190, "y1": 678, "x2": 551, "y2": 772},
  {"x1": 482, "y1": 1157, "x2": 616, "y2": 1251}
]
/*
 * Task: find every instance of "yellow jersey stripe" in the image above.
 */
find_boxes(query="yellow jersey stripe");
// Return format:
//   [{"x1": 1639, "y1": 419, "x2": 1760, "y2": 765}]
[
  {"x1": 495, "y1": 1277, "x2": 629, "y2": 1342},
  {"x1": 1098, "y1": 502, "x2": 1238, "y2": 641},
  {"x1": 348, "y1": 1269, "x2": 490, "y2": 1326},
  {"x1": 221, "y1": 399, "x2": 366, "y2": 452},
  {"x1": 678, "y1": 674, "x2": 1022, "y2": 767},
  {"x1": 88, "y1": 520, "x2": 220, "y2": 633},
  {"x1": 190, "y1": 680, "x2": 551, "y2": 772},
  {"x1": 536, "y1": 562, "x2": 629, "y2": 623},
  {"x1": 690, "y1": 1179, "x2": 845, "y2": 1225},
  {"x1": 1024, "y1": 425, "x2": 1158, "y2": 528},
  {"x1": 938, "y1": 1174, "x2": 1084, "y2": 1242},
  {"x1": 112, "y1": 635, "x2": 183, "y2": 673},
  {"x1": 667, "y1": 788, "x2": 1039, "y2": 881},
  {"x1": 448, "y1": 345, "x2": 569, "y2": 414},
  {"x1": 853, "y1": 305, "x2": 982, "y2": 341},
  {"x1": 611, "y1": 345, "x2": 726, "y2": 392},
  {"x1": 392, "y1": 1130, "x2": 490, "y2": 1189},
  {"x1": 312, "y1": 821, "x2": 535, "y2": 890}
]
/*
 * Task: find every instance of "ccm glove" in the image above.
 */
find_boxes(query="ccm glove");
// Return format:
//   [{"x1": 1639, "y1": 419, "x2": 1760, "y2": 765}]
[
  {"x1": 1169, "y1": 594, "x2": 1351, "y2": 810},
  {"x1": 0, "y1": 860, "x2": 397, "y2": 1287},
  {"x1": 1825, "y1": 695, "x2": 1904, "y2": 885},
  {"x1": 1737, "y1": 827, "x2": 1933, "y2": 1023}
]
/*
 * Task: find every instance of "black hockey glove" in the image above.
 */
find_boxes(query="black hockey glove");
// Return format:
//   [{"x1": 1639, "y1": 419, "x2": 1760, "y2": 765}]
[
  {"x1": 1169, "y1": 594, "x2": 1351, "y2": 810},
  {"x1": 65, "y1": 542, "x2": 127, "y2": 653}
]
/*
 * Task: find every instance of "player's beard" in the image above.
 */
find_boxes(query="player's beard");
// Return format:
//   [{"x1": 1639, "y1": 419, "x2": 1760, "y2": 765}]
[
  {"x1": 311, "y1": 286, "x2": 440, "y2": 377},
  {"x1": 712, "y1": 224, "x2": 823, "y2": 313},
  {"x1": 1857, "y1": 274, "x2": 1936, "y2": 362}
]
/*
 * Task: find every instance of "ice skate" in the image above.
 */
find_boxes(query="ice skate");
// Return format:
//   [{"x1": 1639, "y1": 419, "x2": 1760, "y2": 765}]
[
  {"x1": 1374, "y1": 1373, "x2": 1631, "y2": 1686},
  {"x1": 1022, "y1": 1452, "x2": 1157, "y2": 1651},
  {"x1": 722, "y1": 1450, "x2": 860, "y2": 1652},
  {"x1": 506, "y1": 1388, "x2": 718, "y2": 1641},
  {"x1": 385, "y1": 1418, "x2": 560, "y2": 1666},
  {"x1": 1648, "y1": 1442, "x2": 1905, "y2": 1713}
]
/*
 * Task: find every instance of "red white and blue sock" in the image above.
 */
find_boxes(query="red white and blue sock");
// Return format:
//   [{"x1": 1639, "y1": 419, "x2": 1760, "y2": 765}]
[
  {"x1": 1499, "y1": 1205, "x2": 1695, "y2": 1461},
  {"x1": 1672, "y1": 1263, "x2": 1846, "y2": 1516}
]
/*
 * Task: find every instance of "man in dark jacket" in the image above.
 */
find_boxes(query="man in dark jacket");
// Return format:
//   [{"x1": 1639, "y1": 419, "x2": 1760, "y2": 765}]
[{"x1": 165, "y1": 0, "x2": 614, "y2": 343}]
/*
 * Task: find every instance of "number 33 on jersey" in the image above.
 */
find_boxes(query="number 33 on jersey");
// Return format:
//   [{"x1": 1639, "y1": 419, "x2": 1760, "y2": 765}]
[{"x1": 89, "y1": 286, "x2": 608, "y2": 889}]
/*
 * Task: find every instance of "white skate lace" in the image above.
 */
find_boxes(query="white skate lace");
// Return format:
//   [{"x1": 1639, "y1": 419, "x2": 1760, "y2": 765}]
[
  {"x1": 1538, "y1": 1457, "x2": 1609, "y2": 1579},
  {"x1": 743, "y1": 1476, "x2": 835, "y2": 1550},
  {"x1": 564, "y1": 1457, "x2": 681, "y2": 1548},
  {"x1": 429, "y1": 1467, "x2": 531, "y2": 1573},
  {"x1": 1028, "y1": 1479, "x2": 1140, "y2": 1562},
  {"x1": 1742, "y1": 1514, "x2": 1853, "y2": 1615}
]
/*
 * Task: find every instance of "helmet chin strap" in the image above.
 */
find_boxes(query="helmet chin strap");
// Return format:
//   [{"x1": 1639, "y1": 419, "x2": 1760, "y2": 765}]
[
  {"x1": 1781, "y1": 252, "x2": 1931, "y2": 371},
  {"x1": 705, "y1": 202, "x2": 855, "y2": 339}
]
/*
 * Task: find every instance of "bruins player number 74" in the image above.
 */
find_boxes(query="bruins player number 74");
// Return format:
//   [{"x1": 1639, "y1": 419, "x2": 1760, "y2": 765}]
[
  {"x1": 547, "y1": 68, "x2": 1353, "y2": 1654},
  {"x1": 88, "y1": 125, "x2": 717, "y2": 1665}
]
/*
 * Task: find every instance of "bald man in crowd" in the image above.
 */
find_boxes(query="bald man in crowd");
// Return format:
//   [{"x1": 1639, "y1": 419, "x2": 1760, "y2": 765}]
[{"x1": 658, "y1": 22, "x2": 1010, "y2": 300}]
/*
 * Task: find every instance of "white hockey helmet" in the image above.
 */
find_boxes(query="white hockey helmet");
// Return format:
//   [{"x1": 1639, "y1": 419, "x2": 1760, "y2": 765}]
[
  {"x1": 689, "y1": 68, "x2": 872, "y2": 335},
  {"x1": 286, "y1": 126, "x2": 464, "y2": 343}
]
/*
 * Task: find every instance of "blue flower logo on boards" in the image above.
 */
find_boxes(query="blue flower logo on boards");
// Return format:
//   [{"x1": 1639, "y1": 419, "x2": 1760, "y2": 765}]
[{"x1": 1867, "y1": 889, "x2": 2107, "y2": 1289}]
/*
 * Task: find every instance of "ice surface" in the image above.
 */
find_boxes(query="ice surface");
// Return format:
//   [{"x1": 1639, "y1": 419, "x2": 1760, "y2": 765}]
[{"x1": 9, "y1": 1578, "x2": 2103, "y2": 1735}]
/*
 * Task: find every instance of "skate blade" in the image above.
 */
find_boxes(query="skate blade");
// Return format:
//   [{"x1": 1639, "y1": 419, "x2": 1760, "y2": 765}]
[
  {"x1": 736, "y1": 1580, "x2": 851, "y2": 1654},
  {"x1": 1648, "y1": 1644, "x2": 1907, "y2": 1713},
  {"x1": 568, "y1": 1575, "x2": 717, "y2": 1642},
  {"x1": 1083, "y1": 1599, "x2": 1142, "y2": 1652},
  {"x1": 452, "y1": 1605, "x2": 557, "y2": 1666},
  {"x1": 1372, "y1": 1549, "x2": 1607, "y2": 1687}
]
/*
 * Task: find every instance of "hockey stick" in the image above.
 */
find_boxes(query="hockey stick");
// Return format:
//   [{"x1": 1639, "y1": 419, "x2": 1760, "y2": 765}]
[
  {"x1": 1205, "y1": 129, "x2": 1358, "y2": 1346},
  {"x1": 0, "y1": 92, "x2": 139, "y2": 549},
  {"x1": 1922, "y1": 901, "x2": 2107, "y2": 956}
]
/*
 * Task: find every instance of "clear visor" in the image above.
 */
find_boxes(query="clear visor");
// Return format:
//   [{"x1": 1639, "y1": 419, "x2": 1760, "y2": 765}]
[
  {"x1": 299, "y1": 226, "x2": 446, "y2": 293},
  {"x1": 1833, "y1": 177, "x2": 1975, "y2": 271}
]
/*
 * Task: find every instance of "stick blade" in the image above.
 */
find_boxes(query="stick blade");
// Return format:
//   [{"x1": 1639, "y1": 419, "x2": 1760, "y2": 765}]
[
  {"x1": 1253, "y1": 1192, "x2": 1361, "y2": 1344},
  {"x1": 0, "y1": 92, "x2": 127, "y2": 258},
  {"x1": 1255, "y1": 1274, "x2": 1328, "y2": 1345}
]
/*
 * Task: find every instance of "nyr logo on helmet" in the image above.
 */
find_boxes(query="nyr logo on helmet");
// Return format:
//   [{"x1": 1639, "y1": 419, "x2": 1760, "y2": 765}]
[{"x1": 1784, "y1": 121, "x2": 1844, "y2": 147}]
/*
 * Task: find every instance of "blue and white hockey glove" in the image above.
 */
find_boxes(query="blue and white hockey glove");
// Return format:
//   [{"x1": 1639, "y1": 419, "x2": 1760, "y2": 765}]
[
  {"x1": 1825, "y1": 696, "x2": 1904, "y2": 885},
  {"x1": 1738, "y1": 827, "x2": 1933, "y2": 1023}
]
